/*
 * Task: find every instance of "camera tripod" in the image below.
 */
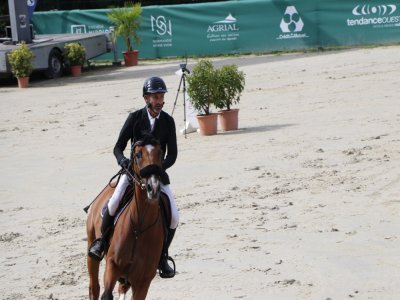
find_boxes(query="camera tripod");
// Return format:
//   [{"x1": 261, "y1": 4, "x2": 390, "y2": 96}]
[{"x1": 171, "y1": 63, "x2": 190, "y2": 138}]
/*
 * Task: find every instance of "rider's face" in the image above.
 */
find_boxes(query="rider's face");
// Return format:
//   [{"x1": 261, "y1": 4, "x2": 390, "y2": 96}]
[{"x1": 145, "y1": 93, "x2": 165, "y2": 115}]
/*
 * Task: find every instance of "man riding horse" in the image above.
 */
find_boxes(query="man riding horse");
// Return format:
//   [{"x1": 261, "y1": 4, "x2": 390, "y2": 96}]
[{"x1": 88, "y1": 76, "x2": 179, "y2": 278}]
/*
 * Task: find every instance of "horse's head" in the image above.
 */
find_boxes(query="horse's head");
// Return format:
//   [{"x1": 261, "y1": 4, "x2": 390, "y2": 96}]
[{"x1": 132, "y1": 135, "x2": 163, "y2": 203}]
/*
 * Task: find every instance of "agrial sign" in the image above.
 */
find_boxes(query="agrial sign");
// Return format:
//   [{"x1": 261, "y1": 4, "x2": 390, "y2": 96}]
[{"x1": 207, "y1": 14, "x2": 240, "y2": 42}]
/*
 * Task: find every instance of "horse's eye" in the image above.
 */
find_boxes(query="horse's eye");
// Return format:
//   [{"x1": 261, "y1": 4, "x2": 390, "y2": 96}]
[{"x1": 135, "y1": 151, "x2": 142, "y2": 159}]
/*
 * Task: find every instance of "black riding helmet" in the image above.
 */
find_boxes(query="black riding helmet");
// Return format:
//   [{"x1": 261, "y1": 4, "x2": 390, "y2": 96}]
[{"x1": 143, "y1": 77, "x2": 168, "y2": 96}]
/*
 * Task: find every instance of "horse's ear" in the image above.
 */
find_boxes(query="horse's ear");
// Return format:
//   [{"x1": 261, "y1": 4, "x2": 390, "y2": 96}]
[{"x1": 132, "y1": 140, "x2": 142, "y2": 151}]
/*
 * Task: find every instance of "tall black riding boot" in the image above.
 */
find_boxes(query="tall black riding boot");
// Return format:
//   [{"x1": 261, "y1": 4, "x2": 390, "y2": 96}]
[
  {"x1": 159, "y1": 228, "x2": 176, "y2": 278},
  {"x1": 88, "y1": 207, "x2": 114, "y2": 261}
]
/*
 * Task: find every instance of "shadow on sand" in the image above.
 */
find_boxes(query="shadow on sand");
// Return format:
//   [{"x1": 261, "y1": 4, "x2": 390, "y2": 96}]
[{"x1": 216, "y1": 123, "x2": 296, "y2": 136}]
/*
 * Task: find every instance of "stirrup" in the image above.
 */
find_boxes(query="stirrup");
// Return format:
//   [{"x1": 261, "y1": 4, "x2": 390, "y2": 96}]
[{"x1": 159, "y1": 256, "x2": 176, "y2": 279}]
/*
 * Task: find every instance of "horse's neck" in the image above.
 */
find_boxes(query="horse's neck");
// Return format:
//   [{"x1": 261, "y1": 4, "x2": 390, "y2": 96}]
[{"x1": 132, "y1": 184, "x2": 159, "y2": 223}]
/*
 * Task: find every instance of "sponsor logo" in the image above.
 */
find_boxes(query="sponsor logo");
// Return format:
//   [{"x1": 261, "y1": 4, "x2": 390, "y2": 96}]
[
  {"x1": 352, "y1": 4, "x2": 396, "y2": 16},
  {"x1": 347, "y1": 3, "x2": 400, "y2": 28},
  {"x1": 207, "y1": 14, "x2": 239, "y2": 33},
  {"x1": 151, "y1": 15, "x2": 173, "y2": 48},
  {"x1": 71, "y1": 24, "x2": 111, "y2": 34},
  {"x1": 71, "y1": 25, "x2": 86, "y2": 34},
  {"x1": 207, "y1": 14, "x2": 240, "y2": 42},
  {"x1": 277, "y1": 6, "x2": 309, "y2": 40},
  {"x1": 151, "y1": 15, "x2": 172, "y2": 36}
]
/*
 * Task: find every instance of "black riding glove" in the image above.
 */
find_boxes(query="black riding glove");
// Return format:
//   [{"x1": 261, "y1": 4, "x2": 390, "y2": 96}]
[{"x1": 119, "y1": 157, "x2": 130, "y2": 170}]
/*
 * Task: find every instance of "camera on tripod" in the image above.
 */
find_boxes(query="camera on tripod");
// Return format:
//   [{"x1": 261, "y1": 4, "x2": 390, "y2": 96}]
[
  {"x1": 172, "y1": 62, "x2": 191, "y2": 137},
  {"x1": 180, "y1": 63, "x2": 190, "y2": 74}
]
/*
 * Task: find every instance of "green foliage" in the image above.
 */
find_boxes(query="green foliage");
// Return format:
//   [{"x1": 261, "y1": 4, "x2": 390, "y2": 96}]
[
  {"x1": 107, "y1": 2, "x2": 142, "y2": 52},
  {"x1": 214, "y1": 64, "x2": 245, "y2": 110},
  {"x1": 64, "y1": 42, "x2": 86, "y2": 66},
  {"x1": 187, "y1": 59, "x2": 219, "y2": 115},
  {"x1": 7, "y1": 42, "x2": 34, "y2": 78},
  {"x1": 187, "y1": 59, "x2": 246, "y2": 115}
]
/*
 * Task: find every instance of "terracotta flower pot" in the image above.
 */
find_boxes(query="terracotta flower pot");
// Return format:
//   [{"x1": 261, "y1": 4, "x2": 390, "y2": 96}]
[
  {"x1": 196, "y1": 113, "x2": 218, "y2": 136},
  {"x1": 70, "y1": 65, "x2": 82, "y2": 76},
  {"x1": 123, "y1": 50, "x2": 139, "y2": 66},
  {"x1": 219, "y1": 109, "x2": 239, "y2": 131},
  {"x1": 17, "y1": 76, "x2": 29, "y2": 88}
]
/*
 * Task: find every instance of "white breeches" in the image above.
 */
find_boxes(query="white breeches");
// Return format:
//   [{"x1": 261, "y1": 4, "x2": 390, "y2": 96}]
[{"x1": 107, "y1": 174, "x2": 179, "y2": 229}]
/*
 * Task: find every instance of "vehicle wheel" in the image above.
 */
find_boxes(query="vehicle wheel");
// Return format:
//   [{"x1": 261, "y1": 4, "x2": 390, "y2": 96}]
[{"x1": 46, "y1": 49, "x2": 64, "y2": 78}]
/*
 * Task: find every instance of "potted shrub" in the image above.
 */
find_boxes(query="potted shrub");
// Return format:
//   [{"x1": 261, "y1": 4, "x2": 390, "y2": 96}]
[
  {"x1": 186, "y1": 59, "x2": 219, "y2": 136},
  {"x1": 7, "y1": 42, "x2": 34, "y2": 88},
  {"x1": 108, "y1": 2, "x2": 142, "y2": 66},
  {"x1": 215, "y1": 64, "x2": 245, "y2": 131},
  {"x1": 64, "y1": 42, "x2": 86, "y2": 76}
]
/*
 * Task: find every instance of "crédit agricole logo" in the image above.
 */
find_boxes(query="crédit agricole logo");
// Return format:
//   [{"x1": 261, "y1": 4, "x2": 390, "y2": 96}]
[{"x1": 277, "y1": 6, "x2": 309, "y2": 40}]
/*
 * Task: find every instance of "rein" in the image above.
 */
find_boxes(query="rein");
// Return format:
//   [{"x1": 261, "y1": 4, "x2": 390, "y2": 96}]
[
  {"x1": 123, "y1": 165, "x2": 146, "y2": 190},
  {"x1": 129, "y1": 200, "x2": 160, "y2": 240}
]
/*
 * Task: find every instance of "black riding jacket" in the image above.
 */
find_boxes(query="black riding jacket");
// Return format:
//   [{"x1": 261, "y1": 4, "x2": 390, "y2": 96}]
[{"x1": 113, "y1": 107, "x2": 177, "y2": 184}]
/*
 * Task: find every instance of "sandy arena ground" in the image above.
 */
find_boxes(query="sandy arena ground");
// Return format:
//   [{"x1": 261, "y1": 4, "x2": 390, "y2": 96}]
[{"x1": 1, "y1": 46, "x2": 400, "y2": 299}]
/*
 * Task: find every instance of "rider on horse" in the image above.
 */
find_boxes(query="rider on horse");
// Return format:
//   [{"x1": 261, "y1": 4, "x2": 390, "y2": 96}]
[{"x1": 88, "y1": 76, "x2": 179, "y2": 278}]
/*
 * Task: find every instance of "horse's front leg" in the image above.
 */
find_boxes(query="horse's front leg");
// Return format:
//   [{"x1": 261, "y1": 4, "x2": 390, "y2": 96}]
[
  {"x1": 87, "y1": 255, "x2": 100, "y2": 300},
  {"x1": 131, "y1": 278, "x2": 153, "y2": 300},
  {"x1": 101, "y1": 260, "x2": 120, "y2": 300}
]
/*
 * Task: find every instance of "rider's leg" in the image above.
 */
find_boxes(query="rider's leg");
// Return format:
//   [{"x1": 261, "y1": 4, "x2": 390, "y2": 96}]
[
  {"x1": 159, "y1": 184, "x2": 179, "y2": 277},
  {"x1": 88, "y1": 175, "x2": 130, "y2": 261},
  {"x1": 107, "y1": 174, "x2": 131, "y2": 216}
]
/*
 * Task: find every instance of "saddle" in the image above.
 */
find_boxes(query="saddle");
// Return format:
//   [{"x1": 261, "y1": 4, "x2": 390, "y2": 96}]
[
  {"x1": 101, "y1": 185, "x2": 133, "y2": 225},
  {"x1": 100, "y1": 187, "x2": 172, "y2": 239}
]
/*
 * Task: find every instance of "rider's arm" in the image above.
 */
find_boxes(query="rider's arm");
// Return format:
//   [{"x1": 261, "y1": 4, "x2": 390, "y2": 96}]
[
  {"x1": 113, "y1": 114, "x2": 134, "y2": 165},
  {"x1": 162, "y1": 117, "x2": 177, "y2": 171}
]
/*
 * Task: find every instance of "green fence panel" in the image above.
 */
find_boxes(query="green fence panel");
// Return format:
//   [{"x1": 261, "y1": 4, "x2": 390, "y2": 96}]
[
  {"x1": 318, "y1": 0, "x2": 400, "y2": 46},
  {"x1": 33, "y1": 9, "x2": 111, "y2": 35},
  {"x1": 31, "y1": 0, "x2": 400, "y2": 60}
]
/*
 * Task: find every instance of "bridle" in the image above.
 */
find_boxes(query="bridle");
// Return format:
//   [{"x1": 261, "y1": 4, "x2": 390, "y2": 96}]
[{"x1": 125, "y1": 141, "x2": 163, "y2": 240}]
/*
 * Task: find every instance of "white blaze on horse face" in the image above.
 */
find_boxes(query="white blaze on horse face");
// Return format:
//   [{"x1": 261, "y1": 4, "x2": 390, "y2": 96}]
[
  {"x1": 145, "y1": 144, "x2": 161, "y2": 166},
  {"x1": 145, "y1": 144, "x2": 155, "y2": 156},
  {"x1": 143, "y1": 144, "x2": 161, "y2": 202}
]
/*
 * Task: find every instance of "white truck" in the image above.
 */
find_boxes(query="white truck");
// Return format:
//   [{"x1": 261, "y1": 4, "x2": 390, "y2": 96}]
[{"x1": 0, "y1": 0, "x2": 111, "y2": 79}]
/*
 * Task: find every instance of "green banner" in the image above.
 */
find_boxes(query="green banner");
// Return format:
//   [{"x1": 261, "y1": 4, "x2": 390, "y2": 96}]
[
  {"x1": 318, "y1": 0, "x2": 400, "y2": 46},
  {"x1": 32, "y1": 0, "x2": 400, "y2": 60}
]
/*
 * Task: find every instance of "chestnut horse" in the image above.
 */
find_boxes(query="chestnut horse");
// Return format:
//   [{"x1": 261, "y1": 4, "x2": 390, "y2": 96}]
[{"x1": 86, "y1": 136, "x2": 165, "y2": 299}]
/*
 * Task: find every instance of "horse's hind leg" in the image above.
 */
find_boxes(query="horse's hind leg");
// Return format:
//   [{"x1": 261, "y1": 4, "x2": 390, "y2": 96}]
[{"x1": 87, "y1": 256, "x2": 100, "y2": 300}]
